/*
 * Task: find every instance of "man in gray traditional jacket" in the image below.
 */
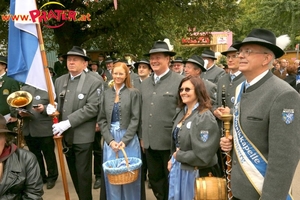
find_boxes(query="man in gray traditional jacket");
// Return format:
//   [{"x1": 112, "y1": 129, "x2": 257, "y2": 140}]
[
  {"x1": 140, "y1": 41, "x2": 183, "y2": 200},
  {"x1": 220, "y1": 28, "x2": 300, "y2": 200},
  {"x1": 47, "y1": 46, "x2": 102, "y2": 200}
]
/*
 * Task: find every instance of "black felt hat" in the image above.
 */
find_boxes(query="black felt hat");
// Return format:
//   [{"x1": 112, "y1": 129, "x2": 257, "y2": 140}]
[
  {"x1": 144, "y1": 41, "x2": 176, "y2": 57},
  {"x1": 201, "y1": 49, "x2": 217, "y2": 60},
  {"x1": 221, "y1": 47, "x2": 238, "y2": 56},
  {"x1": 62, "y1": 46, "x2": 90, "y2": 61},
  {"x1": 0, "y1": 55, "x2": 7, "y2": 65},
  {"x1": 134, "y1": 58, "x2": 151, "y2": 69},
  {"x1": 232, "y1": 28, "x2": 285, "y2": 58},
  {"x1": 184, "y1": 55, "x2": 206, "y2": 72},
  {"x1": 0, "y1": 114, "x2": 17, "y2": 136},
  {"x1": 172, "y1": 57, "x2": 184, "y2": 63},
  {"x1": 105, "y1": 56, "x2": 114, "y2": 63}
]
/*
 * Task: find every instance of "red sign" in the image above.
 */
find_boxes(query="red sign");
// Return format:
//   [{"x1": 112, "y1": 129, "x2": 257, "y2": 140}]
[{"x1": 181, "y1": 30, "x2": 212, "y2": 45}]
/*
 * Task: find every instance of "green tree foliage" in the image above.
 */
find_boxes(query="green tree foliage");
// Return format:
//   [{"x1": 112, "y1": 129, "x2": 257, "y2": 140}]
[
  {"x1": 0, "y1": 0, "x2": 239, "y2": 57},
  {"x1": 233, "y1": 0, "x2": 300, "y2": 50}
]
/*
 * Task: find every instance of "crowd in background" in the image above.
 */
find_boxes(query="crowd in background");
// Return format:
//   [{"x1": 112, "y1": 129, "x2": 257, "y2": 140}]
[{"x1": 0, "y1": 28, "x2": 300, "y2": 200}]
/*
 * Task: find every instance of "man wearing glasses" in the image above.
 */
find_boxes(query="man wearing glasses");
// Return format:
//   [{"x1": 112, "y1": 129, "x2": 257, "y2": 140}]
[
  {"x1": 171, "y1": 57, "x2": 185, "y2": 75},
  {"x1": 213, "y1": 43, "x2": 245, "y2": 121},
  {"x1": 220, "y1": 29, "x2": 300, "y2": 200}
]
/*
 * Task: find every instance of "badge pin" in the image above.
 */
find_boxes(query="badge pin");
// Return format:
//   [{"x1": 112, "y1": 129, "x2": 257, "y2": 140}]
[
  {"x1": 97, "y1": 88, "x2": 101, "y2": 96},
  {"x1": 35, "y1": 95, "x2": 41, "y2": 100},
  {"x1": 186, "y1": 121, "x2": 192, "y2": 129},
  {"x1": 78, "y1": 93, "x2": 84, "y2": 99},
  {"x1": 3, "y1": 89, "x2": 9, "y2": 95},
  {"x1": 0, "y1": 80, "x2": 3, "y2": 88},
  {"x1": 282, "y1": 109, "x2": 294, "y2": 124},
  {"x1": 200, "y1": 130, "x2": 209, "y2": 142},
  {"x1": 231, "y1": 96, "x2": 235, "y2": 103}
]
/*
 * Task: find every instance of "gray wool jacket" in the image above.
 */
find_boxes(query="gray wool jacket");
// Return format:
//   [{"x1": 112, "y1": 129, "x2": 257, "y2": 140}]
[
  {"x1": 171, "y1": 109, "x2": 220, "y2": 171},
  {"x1": 54, "y1": 71, "x2": 102, "y2": 144},
  {"x1": 231, "y1": 71, "x2": 300, "y2": 200},
  {"x1": 140, "y1": 70, "x2": 183, "y2": 150},
  {"x1": 200, "y1": 64, "x2": 226, "y2": 84},
  {"x1": 98, "y1": 86, "x2": 141, "y2": 146},
  {"x1": 21, "y1": 85, "x2": 53, "y2": 137}
]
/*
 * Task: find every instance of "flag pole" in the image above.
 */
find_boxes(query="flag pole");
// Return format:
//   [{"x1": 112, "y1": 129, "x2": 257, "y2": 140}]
[{"x1": 35, "y1": 15, "x2": 70, "y2": 200}]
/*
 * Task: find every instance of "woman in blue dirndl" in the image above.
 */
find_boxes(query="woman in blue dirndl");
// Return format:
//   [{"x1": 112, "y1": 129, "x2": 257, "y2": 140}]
[
  {"x1": 98, "y1": 62, "x2": 142, "y2": 200},
  {"x1": 168, "y1": 76, "x2": 221, "y2": 200}
]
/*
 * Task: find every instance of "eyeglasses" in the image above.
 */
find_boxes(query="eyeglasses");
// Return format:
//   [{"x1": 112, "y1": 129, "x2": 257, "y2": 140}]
[
  {"x1": 226, "y1": 55, "x2": 238, "y2": 60},
  {"x1": 236, "y1": 49, "x2": 267, "y2": 57},
  {"x1": 179, "y1": 87, "x2": 194, "y2": 93},
  {"x1": 173, "y1": 64, "x2": 183, "y2": 67}
]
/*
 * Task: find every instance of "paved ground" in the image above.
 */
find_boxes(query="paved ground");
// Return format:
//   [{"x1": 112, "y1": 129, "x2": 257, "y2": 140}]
[
  {"x1": 41, "y1": 148, "x2": 156, "y2": 200},
  {"x1": 41, "y1": 147, "x2": 300, "y2": 200}
]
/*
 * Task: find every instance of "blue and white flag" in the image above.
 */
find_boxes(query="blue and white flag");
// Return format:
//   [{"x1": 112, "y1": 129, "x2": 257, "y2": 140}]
[{"x1": 8, "y1": 0, "x2": 55, "y2": 98}]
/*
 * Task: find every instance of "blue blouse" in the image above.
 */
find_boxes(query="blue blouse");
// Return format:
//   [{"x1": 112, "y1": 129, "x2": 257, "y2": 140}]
[{"x1": 111, "y1": 102, "x2": 120, "y2": 122}]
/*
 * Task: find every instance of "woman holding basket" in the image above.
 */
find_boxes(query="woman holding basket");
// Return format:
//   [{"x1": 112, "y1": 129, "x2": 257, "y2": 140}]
[
  {"x1": 167, "y1": 75, "x2": 221, "y2": 200},
  {"x1": 98, "y1": 62, "x2": 142, "y2": 200}
]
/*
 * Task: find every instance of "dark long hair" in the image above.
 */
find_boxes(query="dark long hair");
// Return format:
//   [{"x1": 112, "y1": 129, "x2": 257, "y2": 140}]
[{"x1": 177, "y1": 75, "x2": 211, "y2": 112}]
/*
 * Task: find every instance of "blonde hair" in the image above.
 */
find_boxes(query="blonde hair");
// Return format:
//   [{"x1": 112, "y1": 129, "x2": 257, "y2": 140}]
[{"x1": 112, "y1": 62, "x2": 132, "y2": 88}]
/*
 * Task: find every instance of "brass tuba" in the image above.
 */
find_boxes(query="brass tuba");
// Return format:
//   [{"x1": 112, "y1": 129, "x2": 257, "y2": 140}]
[
  {"x1": 108, "y1": 80, "x2": 115, "y2": 88},
  {"x1": 7, "y1": 91, "x2": 32, "y2": 107},
  {"x1": 7, "y1": 91, "x2": 33, "y2": 148}
]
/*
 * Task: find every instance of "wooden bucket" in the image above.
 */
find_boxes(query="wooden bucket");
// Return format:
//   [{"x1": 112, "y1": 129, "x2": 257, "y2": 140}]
[{"x1": 194, "y1": 173, "x2": 227, "y2": 200}]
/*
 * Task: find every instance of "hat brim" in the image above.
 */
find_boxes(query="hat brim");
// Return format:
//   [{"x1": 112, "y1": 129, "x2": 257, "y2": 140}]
[
  {"x1": 0, "y1": 61, "x2": 7, "y2": 65},
  {"x1": 62, "y1": 53, "x2": 90, "y2": 61},
  {"x1": 221, "y1": 47, "x2": 238, "y2": 56},
  {"x1": 201, "y1": 54, "x2": 217, "y2": 60},
  {"x1": 143, "y1": 50, "x2": 176, "y2": 57},
  {"x1": 134, "y1": 61, "x2": 151, "y2": 69},
  {"x1": 183, "y1": 59, "x2": 206, "y2": 72},
  {"x1": 232, "y1": 40, "x2": 285, "y2": 58},
  {"x1": 0, "y1": 129, "x2": 17, "y2": 136},
  {"x1": 172, "y1": 60, "x2": 184, "y2": 64}
]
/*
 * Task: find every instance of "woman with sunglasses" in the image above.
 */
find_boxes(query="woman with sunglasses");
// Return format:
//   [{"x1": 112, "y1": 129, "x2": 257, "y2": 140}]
[
  {"x1": 98, "y1": 62, "x2": 143, "y2": 200},
  {"x1": 168, "y1": 75, "x2": 221, "y2": 200}
]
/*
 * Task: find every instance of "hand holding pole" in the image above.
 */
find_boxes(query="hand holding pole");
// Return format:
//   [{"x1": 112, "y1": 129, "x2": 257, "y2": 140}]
[{"x1": 221, "y1": 113, "x2": 233, "y2": 200}]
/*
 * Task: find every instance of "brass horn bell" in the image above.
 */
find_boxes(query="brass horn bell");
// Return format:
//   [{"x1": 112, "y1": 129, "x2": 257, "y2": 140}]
[{"x1": 7, "y1": 91, "x2": 33, "y2": 107}]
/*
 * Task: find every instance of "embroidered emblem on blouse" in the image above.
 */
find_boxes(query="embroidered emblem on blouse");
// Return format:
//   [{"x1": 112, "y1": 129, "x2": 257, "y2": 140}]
[{"x1": 200, "y1": 130, "x2": 209, "y2": 142}]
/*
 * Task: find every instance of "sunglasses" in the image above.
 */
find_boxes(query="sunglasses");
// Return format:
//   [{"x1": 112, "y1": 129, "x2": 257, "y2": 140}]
[{"x1": 179, "y1": 87, "x2": 194, "y2": 93}]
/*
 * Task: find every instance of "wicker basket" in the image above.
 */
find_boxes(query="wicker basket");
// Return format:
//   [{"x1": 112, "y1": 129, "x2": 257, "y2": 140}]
[{"x1": 103, "y1": 147, "x2": 142, "y2": 185}]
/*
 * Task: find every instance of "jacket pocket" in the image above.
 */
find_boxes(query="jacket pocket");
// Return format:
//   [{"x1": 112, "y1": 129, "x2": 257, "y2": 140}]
[{"x1": 247, "y1": 116, "x2": 263, "y2": 121}]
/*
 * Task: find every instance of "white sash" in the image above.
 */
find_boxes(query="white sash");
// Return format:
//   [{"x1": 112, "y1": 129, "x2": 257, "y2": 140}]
[{"x1": 233, "y1": 82, "x2": 292, "y2": 200}]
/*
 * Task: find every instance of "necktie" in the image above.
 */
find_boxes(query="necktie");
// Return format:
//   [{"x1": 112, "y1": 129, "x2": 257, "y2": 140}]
[
  {"x1": 155, "y1": 76, "x2": 160, "y2": 84},
  {"x1": 230, "y1": 74, "x2": 236, "y2": 81}
]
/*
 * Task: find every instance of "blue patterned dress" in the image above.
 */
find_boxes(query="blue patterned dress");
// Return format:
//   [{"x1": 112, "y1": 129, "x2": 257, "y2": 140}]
[{"x1": 103, "y1": 102, "x2": 142, "y2": 200}]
